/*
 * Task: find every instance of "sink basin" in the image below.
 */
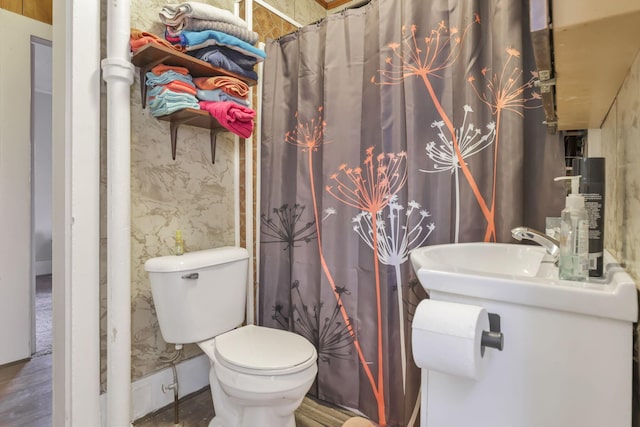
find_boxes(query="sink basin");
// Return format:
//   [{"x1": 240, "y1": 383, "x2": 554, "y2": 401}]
[
  {"x1": 409, "y1": 243, "x2": 637, "y2": 322},
  {"x1": 409, "y1": 242, "x2": 548, "y2": 277}
]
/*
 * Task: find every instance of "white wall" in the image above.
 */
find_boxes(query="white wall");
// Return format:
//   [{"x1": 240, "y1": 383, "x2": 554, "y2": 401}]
[{"x1": 0, "y1": 9, "x2": 52, "y2": 365}]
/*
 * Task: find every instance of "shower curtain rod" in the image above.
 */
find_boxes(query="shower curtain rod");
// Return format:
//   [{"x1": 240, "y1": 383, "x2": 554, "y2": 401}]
[{"x1": 238, "y1": 0, "x2": 303, "y2": 28}]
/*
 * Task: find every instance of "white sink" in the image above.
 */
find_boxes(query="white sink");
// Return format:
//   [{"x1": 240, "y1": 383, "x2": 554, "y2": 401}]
[{"x1": 409, "y1": 243, "x2": 637, "y2": 322}]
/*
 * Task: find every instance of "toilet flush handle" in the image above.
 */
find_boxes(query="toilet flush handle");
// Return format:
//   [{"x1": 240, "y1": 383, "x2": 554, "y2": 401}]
[{"x1": 181, "y1": 272, "x2": 199, "y2": 280}]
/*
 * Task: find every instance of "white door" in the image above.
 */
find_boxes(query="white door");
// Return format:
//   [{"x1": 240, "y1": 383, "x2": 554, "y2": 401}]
[{"x1": 0, "y1": 10, "x2": 52, "y2": 365}]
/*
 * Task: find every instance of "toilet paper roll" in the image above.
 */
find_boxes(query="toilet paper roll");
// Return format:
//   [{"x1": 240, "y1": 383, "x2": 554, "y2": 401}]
[{"x1": 411, "y1": 299, "x2": 490, "y2": 380}]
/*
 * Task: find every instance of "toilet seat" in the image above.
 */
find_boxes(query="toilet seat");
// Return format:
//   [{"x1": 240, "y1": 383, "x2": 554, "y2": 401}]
[{"x1": 213, "y1": 325, "x2": 316, "y2": 376}]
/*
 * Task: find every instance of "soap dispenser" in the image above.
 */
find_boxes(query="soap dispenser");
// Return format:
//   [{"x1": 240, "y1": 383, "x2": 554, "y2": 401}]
[{"x1": 554, "y1": 175, "x2": 589, "y2": 281}]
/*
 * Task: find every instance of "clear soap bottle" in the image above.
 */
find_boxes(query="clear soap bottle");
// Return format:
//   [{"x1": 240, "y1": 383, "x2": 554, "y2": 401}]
[
  {"x1": 175, "y1": 230, "x2": 184, "y2": 256},
  {"x1": 554, "y1": 176, "x2": 589, "y2": 281}
]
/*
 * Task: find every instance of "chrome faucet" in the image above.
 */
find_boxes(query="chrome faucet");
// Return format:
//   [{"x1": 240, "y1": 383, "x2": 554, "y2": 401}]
[{"x1": 511, "y1": 226, "x2": 560, "y2": 259}]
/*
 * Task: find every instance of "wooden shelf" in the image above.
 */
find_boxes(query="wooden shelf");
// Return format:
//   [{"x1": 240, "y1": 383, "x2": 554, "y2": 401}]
[
  {"x1": 131, "y1": 42, "x2": 256, "y2": 163},
  {"x1": 131, "y1": 42, "x2": 257, "y2": 84}
]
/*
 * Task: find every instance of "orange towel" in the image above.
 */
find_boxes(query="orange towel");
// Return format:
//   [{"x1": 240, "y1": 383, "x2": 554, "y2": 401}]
[
  {"x1": 151, "y1": 64, "x2": 190, "y2": 76},
  {"x1": 164, "y1": 80, "x2": 197, "y2": 96},
  {"x1": 130, "y1": 28, "x2": 184, "y2": 53},
  {"x1": 193, "y1": 76, "x2": 249, "y2": 99}
]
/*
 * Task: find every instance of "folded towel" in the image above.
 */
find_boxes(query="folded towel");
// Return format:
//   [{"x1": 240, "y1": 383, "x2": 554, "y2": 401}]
[
  {"x1": 189, "y1": 48, "x2": 258, "y2": 80},
  {"x1": 148, "y1": 91, "x2": 200, "y2": 117},
  {"x1": 165, "y1": 18, "x2": 259, "y2": 45},
  {"x1": 166, "y1": 80, "x2": 197, "y2": 95},
  {"x1": 199, "y1": 101, "x2": 255, "y2": 138},
  {"x1": 151, "y1": 64, "x2": 190, "y2": 76},
  {"x1": 145, "y1": 71, "x2": 195, "y2": 87},
  {"x1": 178, "y1": 30, "x2": 266, "y2": 61},
  {"x1": 130, "y1": 29, "x2": 184, "y2": 53},
  {"x1": 193, "y1": 76, "x2": 249, "y2": 99},
  {"x1": 159, "y1": 2, "x2": 247, "y2": 28},
  {"x1": 196, "y1": 88, "x2": 249, "y2": 106},
  {"x1": 164, "y1": 33, "x2": 182, "y2": 44},
  {"x1": 189, "y1": 45, "x2": 257, "y2": 70},
  {"x1": 148, "y1": 85, "x2": 197, "y2": 99}
]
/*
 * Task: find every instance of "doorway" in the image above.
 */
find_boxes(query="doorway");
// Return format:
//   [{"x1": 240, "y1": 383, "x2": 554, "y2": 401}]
[
  {"x1": 0, "y1": 21, "x2": 54, "y2": 425},
  {"x1": 31, "y1": 37, "x2": 53, "y2": 358}
]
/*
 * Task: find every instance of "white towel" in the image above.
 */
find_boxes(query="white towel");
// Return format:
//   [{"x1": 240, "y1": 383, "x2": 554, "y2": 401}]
[{"x1": 159, "y1": 2, "x2": 247, "y2": 28}]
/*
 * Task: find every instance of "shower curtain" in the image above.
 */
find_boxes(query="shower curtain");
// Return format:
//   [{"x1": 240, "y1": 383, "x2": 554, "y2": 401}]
[{"x1": 259, "y1": 0, "x2": 564, "y2": 425}]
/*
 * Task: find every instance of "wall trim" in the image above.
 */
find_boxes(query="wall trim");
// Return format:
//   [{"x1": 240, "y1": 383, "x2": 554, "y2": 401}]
[{"x1": 99, "y1": 354, "x2": 210, "y2": 426}]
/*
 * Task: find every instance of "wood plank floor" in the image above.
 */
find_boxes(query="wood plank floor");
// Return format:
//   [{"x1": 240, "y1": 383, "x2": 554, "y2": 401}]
[
  {"x1": 0, "y1": 354, "x2": 52, "y2": 427},
  {"x1": 0, "y1": 275, "x2": 53, "y2": 427},
  {"x1": 0, "y1": 353, "x2": 362, "y2": 427},
  {"x1": 133, "y1": 387, "x2": 357, "y2": 427}
]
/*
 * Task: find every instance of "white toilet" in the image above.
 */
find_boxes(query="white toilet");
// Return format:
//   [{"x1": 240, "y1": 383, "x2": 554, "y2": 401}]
[{"x1": 144, "y1": 246, "x2": 318, "y2": 427}]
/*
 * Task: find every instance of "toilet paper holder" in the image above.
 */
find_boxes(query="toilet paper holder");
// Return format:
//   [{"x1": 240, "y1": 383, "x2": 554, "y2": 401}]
[{"x1": 481, "y1": 313, "x2": 504, "y2": 356}]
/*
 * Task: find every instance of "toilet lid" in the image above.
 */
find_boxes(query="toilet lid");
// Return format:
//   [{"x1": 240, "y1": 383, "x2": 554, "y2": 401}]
[{"x1": 214, "y1": 325, "x2": 317, "y2": 375}]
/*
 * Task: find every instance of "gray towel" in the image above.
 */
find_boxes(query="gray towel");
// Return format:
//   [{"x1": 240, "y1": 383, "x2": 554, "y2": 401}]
[
  {"x1": 167, "y1": 18, "x2": 259, "y2": 46},
  {"x1": 159, "y1": 2, "x2": 247, "y2": 28}
]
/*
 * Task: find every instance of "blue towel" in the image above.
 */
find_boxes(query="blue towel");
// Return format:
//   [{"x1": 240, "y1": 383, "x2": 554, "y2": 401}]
[
  {"x1": 190, "y1": 49, "x2": 258, "y2": 80},
  {"x1": 145, "y1": 70, "x2": 195, "y2": 87},
  {"x1": 179, "y1": 30, "x2": 266, "y2": 62},
  {"x1": 148, "y1": 90, "x2": 200, "y2": 117},
  {"x1": 189, "y1": 45, "x2": 257, "y2": 70}
]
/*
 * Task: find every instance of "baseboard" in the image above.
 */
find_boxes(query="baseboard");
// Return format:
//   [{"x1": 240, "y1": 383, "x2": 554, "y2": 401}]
[
  {"x1": 100, "y1": 353, "x2": 210, "y2": 426},
  {"x1": 35, "y1": 260, "x2": 52, "y2": 276}
]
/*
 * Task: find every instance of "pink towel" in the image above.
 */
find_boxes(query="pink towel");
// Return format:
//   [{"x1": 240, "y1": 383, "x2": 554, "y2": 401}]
[{"x1": 199, "y1": 101, "x2": 255, "y2": 138}]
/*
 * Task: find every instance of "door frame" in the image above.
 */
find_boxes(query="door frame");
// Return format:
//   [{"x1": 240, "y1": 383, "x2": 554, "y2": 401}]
[{"x1": 51, "y1": 0, "x2": 102, "y2": 425}]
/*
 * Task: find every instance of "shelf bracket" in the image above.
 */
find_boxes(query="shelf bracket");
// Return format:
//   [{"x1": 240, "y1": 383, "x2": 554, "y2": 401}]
[
  {"x1": 169, "y1": 115, "x2": 201, "y2": 160},
  {"x1": 168, "y1": 115, "x2": 226, "y2": 164},
  {"x1": 210, "y1": 128, "x2": 225, "y2": 164}
]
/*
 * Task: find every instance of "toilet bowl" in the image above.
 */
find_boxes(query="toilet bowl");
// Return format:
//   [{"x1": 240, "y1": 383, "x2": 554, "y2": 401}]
[
  {"x1": 198, "y1": 325, "x2": 318, "y2": 427},
  {"x1": 144, "y1": 247, "x2": 318, "y2": 427}
]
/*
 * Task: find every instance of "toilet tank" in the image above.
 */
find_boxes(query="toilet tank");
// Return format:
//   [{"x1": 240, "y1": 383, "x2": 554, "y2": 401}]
[{"x1": 144, "y1": 246, "x2": 249, "y2": 345}]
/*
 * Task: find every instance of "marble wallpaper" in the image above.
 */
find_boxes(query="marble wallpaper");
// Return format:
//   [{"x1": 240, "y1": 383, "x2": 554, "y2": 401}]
[
  {"x1": 99, "y1": 0, "x2": 328, "y2": 388},
  {"x1": 592, "y1": 51, "x2": 640, "y2": 283},
  {"x1": 592, "y1": 49, "x2": 640, "y2": 421}
]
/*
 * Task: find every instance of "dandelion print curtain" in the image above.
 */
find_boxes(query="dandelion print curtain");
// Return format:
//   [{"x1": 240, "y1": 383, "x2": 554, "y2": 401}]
[{"x1": 259, "y1": 0, "x2": 565, "y2": 425}]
